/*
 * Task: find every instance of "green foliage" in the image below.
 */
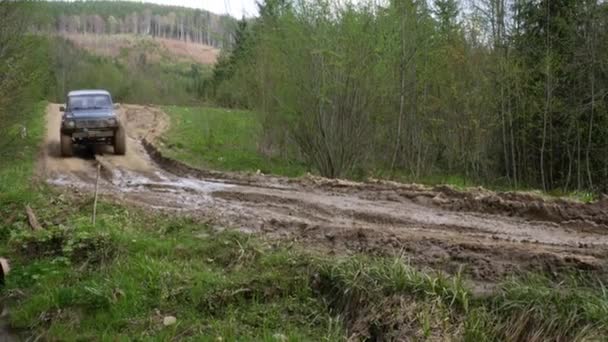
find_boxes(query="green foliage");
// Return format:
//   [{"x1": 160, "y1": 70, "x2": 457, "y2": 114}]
[
  {"x1": 47, "y1": 37, "x2": 208, "y2": 105},
  {"x1": 211, "y1": 19, "x2": 252, "y2": 106},
  {"x1": 212, "y1": 0, "x2": 608, "y2": 192},
  {"x1": 434, "y1": 0, "x2": 461, "y2": 36},
  {"x1": 5, "y1": 204, "x2": 344, "y2": 340},
  {"x1": 0, "y1": 102, "x2": 46, "y2": 206},
  {"x1": 0, "y1": 4, "x2": 51, "y2": 147},
  {"x1": 162, "y1": 106, "x2": 307, "y2": 176}
]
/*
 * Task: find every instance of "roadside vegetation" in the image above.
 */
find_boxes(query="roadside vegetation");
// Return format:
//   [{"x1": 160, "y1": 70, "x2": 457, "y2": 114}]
[
  {"x1": 161, "y1": 106, "x2": 307, "y2": 176},
  {"x1": 159, "y1": 105, "x2": 599, "y2": 201},
  {"x1": 213, "y1": 0, "x2": 608, "y2": 195}
]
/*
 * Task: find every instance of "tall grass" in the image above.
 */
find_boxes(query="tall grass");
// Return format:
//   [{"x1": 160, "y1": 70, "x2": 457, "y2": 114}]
[
  {"x1": 317, "y1": 257, "x2": 470, "y2": 312},
  {"x1": 486, "y1": 275, "x2": 608, "y2": 341},
  {"x1": 0, "y1": 101, "x2": 46, "y2": 206},
  {"x1": 161, "y1": 106, "x2": 307, "y2": 176}
]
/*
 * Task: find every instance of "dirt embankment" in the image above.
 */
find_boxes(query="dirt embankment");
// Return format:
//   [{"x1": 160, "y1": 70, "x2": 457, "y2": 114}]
[{"x1": 40, "y1": 104, "x2": 608, "y2": 284}]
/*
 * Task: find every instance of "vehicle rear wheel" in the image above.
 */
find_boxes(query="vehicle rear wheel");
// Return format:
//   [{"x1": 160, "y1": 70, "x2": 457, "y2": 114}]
[
  {"x1": 60, "y1": 134, "x2": 73, "y2": 157},
  {"x1": 113, "y1": 124, "x2": 126, "y2": 155}
]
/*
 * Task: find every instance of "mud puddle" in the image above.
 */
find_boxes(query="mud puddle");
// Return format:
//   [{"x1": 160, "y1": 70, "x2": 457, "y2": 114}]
[{"x1": 39, "y1": 103, "x2": 608, "y2": 283}]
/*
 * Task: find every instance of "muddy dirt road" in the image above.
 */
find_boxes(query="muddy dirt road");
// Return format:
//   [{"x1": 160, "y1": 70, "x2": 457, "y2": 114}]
[{"x1": 40, "y1": 104, "x2": 608, "y2": 282}]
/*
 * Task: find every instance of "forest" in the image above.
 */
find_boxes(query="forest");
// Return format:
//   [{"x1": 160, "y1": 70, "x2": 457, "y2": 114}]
[
  {"x1": 214, "y1": 0, "x2": 608, "y2": 193},
  {"x1": 29, "y1": 1, "x2": 237, "y2": 48}
]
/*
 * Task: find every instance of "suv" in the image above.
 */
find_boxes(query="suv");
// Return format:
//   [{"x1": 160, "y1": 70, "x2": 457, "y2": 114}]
[{"x1": 60, "y1": 90, "x2": 126, "y2": 157}]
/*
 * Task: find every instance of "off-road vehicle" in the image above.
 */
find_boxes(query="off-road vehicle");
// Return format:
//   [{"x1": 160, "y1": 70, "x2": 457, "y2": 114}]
[{"x1": 60, "y1": 90, "x2": 126, "y2": 157}]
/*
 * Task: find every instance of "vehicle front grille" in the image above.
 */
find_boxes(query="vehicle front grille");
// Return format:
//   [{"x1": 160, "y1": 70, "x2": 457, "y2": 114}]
[{"x1": 75, "y1": 119, "x2": 107, "y2": 129}]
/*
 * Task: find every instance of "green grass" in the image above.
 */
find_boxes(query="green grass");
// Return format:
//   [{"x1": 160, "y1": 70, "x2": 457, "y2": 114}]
[
  {"x1": 5, "y1": 209, "x2": 345, "y2": 340},
  {"x1": 9, "y1": 201, "x2": 606, "y2": 340},
  {"x1": 495, "y1": 275, "x2": 608, "y2": 340},
  {"x1": 158, "y1": 109, "x2": 596, "y2": 204},
  {"x1": 161, "y1": 106, "x2": 307, "y2": 177},
  {"x1": 0, "y1": 102, "x2": 46, "y2": 203},
  {"x1": 7, "y1": 218, "x2": 608, "y2": 340}
]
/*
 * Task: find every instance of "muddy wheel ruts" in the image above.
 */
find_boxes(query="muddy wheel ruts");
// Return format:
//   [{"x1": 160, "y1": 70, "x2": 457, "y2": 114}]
[
  {"x1": 113, "y1": 124, "x2": 126, "y2": 155},
  {"x1": 60, "y1": 133, "x2": 73, "y2": 157}
]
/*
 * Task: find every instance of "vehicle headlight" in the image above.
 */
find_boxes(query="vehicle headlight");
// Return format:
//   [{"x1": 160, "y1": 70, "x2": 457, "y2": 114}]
[
  {"x1": 107, "y1": 118, "x2": 117, "y2": 126},
  {"x1": 66, "y1": 120, "x2": 75, "y2": 128}
]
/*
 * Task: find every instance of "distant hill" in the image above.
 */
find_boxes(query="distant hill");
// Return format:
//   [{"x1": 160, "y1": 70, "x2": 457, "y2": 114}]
[
  {"x1": 60, "y1": 33, "x2": 220, "y2": 65},
  {"x1": 30, "y1": 1, "x2": 238, "y2": 49}
]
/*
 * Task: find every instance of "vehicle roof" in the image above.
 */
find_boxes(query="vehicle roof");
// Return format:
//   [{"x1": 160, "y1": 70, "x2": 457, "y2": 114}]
[{"x1": 67, "y1": 90, "x2": 111, "y2": 97}]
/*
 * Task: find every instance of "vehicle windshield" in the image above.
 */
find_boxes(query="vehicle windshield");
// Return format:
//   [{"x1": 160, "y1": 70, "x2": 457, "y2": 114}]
[{"x1": 68, "y1": 95, "x2": 111, "y2": 111}]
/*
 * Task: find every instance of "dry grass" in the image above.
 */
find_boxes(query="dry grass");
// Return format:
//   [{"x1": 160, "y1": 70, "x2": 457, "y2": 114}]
[
  {"x1": 156, "y1": 37, "x2": 219, "y2": 65},
  {"x1": 59, "y1": 33, "x2": 219, "y2": 65}
]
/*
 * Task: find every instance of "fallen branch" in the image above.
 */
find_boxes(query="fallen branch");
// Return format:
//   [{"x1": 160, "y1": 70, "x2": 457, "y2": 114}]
[
  {"x1": 92, "y1": 163, "x2": 101, "y2": 225},
  {"x1": 25, "y1": 205, "x2": 42, "y2": 231},
  {"x1": 0, "y1": 257, "x2": 10, "y2": 287}
]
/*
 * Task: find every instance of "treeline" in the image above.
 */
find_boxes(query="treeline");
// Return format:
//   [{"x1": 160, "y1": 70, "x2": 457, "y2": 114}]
[
  {"x1": 30, "y1": 1, "x2": 237, "y2": 48},
  {"x1": 214, "y1": 0, "x2": 608, "y2": 192},
  {"x1": 0, "y1": 1, "x2": 210, "y2": 128}
]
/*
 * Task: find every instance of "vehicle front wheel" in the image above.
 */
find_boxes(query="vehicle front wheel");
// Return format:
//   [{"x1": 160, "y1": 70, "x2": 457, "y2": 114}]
[
  {"x1": 113, "y1": 124, "x2": 126, "y2": 155},
  {"x1": 60, "y1": 133, "x2": 73, "y2": 157}
]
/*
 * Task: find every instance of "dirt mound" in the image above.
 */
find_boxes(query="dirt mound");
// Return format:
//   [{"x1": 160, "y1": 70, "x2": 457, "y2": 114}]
[
  {"x1": 300, "y1": 175, "x2": 608, "y2": 229},
  {"x1": 40, "y1": 104, "x2": 608, "y2": 284},
  {"x1": 436, "y1": 189, "x2": 608, "y2": 226},
  {"x1": 393, "y1": 185, "x2": 608, "y2": 229}
]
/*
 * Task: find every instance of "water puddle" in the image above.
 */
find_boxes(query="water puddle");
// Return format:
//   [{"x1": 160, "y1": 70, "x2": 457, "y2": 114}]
[{"x1": 113, "y1": 169, "x2": 233, "y2": 194}]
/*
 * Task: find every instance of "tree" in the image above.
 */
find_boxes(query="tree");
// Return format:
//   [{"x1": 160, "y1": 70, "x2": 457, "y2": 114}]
[
  {"x1": 0, "y1": 1, "x2": 49, "y2": 143},
  {"x1": 212, "y1": 0, "x2": 608, "y2": 188},
  {"x1": 434, "y1": 0, "x2": 460, "y2": 38}
]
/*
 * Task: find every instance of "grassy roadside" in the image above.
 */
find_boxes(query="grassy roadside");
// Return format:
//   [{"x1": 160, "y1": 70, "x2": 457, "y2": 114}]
[
  {"x1": 1, "y1": 102, "x2": 608, "y2": 340},
  {"x1": 159, "y1": 106, "x2": 597, "y2": 203},
  {"x1": 0, "y1": 102, "x2": 47, "y2": 207},
  {"x1": 160, "y1": 106, "x2": 307, "y2": 177}
]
